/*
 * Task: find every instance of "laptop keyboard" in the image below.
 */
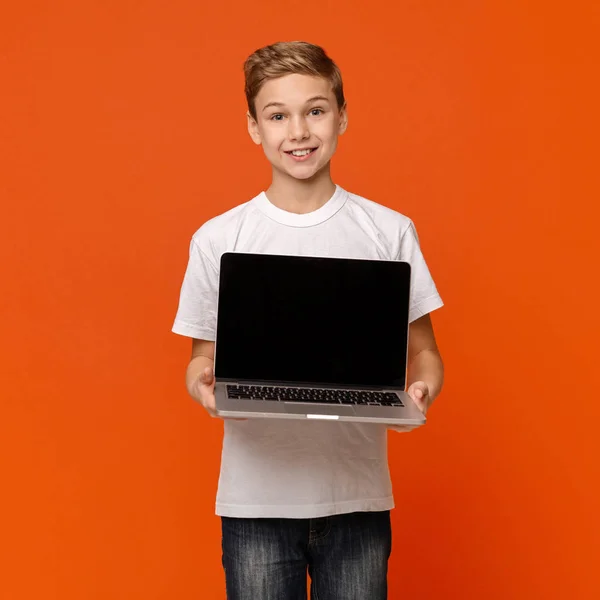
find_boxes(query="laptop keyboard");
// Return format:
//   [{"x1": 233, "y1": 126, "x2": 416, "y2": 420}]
[{"x1": 226, "y1": 385, "x2": 404, "y2": 407}]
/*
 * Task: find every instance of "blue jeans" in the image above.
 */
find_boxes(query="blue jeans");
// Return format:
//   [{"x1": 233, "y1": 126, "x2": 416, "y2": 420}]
[{"x1": 221, "y1": 511, "x2": 392, "y2": 600}]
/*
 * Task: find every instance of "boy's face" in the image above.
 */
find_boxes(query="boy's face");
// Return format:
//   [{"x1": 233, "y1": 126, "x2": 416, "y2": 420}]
[{"x1": 248, "y1": 73, "x2": 348, "y2": 181}]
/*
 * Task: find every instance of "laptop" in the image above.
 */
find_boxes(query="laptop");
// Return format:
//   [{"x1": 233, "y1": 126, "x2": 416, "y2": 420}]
[{"x1": 213, "y1": 252, "x2": 425, "y2": 426}]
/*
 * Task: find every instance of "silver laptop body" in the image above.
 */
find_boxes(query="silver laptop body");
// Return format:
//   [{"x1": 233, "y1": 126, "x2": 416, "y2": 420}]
[{"x1": 214, "y1": 252, "x2": 425, "y2": 426}]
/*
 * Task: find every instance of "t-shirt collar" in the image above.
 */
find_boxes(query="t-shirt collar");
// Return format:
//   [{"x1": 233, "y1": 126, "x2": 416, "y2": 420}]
[{"x1": 253, "y1": 185, "x2": 348, "y2": 227}]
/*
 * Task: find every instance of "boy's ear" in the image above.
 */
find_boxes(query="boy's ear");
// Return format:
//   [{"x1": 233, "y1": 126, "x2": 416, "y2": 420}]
[
  {"x1": 338, "y1": 103, "x2": 348, "y2": 135},
  {"x1": 247, "y1": 112, "x2": 262, "y2": 145}
]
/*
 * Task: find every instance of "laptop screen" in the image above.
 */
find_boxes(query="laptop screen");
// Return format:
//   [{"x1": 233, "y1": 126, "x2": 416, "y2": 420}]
[{"x1": 215, "y1": 253, "x2": 411, "y2": 389}]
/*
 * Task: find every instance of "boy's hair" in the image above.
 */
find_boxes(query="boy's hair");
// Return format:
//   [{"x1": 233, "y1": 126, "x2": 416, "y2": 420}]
[{"x1": 244, "y1": 41, "x2": 345, "y2": 120}]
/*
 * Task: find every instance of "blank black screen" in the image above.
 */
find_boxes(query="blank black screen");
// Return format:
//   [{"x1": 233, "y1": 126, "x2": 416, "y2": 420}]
[{"x1": 215, "y1": 253, "x2": 411, "y2": 388}]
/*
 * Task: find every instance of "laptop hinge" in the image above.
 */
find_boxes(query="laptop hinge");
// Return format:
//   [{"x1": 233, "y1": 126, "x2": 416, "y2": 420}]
[{"x1": 216, "y1": 378, "x2": 406, "y2": 391}]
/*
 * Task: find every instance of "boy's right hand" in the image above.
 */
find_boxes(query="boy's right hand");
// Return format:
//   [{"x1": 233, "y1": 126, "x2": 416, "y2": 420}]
[
  {"x1": 190, "y1": 366, "x2": 245, "y2": 421},
  {"x1": 190, "y1": 366, "x2": 218, "y2": 416}
]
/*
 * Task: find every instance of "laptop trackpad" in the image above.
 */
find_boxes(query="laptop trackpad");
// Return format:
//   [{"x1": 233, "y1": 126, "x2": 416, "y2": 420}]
[{"x1": 283, "y1": 403, "x2": 354, "y2": 416}]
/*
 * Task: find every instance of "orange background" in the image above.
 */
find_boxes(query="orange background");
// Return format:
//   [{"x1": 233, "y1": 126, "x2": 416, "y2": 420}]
[{"x1": 1, "y1": 1, "x2": 599, "y2": 598}]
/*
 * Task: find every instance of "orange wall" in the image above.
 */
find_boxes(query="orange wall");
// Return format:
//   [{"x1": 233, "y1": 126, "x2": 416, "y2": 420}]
[{"x1": 1, "y1": 1, "x2": 598, "y2": 598}]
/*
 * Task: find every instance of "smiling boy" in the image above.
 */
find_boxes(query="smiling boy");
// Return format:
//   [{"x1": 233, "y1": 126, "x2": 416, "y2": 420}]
[{"x1": 173, "y1": 41, "x2": 444, "y2": 600}]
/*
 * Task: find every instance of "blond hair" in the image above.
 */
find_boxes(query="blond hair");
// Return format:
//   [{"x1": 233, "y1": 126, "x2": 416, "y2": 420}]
[{"x1": 244, "y1": 41, "x2": 345, "y2": 120}]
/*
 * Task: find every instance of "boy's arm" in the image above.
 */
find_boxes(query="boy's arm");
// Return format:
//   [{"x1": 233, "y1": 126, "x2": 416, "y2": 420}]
[{"x1": 405, "y1": 314, "x2": 444, "y2": 415}]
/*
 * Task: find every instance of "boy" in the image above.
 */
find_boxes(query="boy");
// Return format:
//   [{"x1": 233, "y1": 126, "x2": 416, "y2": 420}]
[{"x1": 172, "y1": 41, "x2": 444, "y2": 600}]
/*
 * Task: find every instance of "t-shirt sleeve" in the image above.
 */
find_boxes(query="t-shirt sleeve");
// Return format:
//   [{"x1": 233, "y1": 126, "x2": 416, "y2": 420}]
[
  {"x1": 172, "y1": 236, "x2": 219, "y2": 340},
  {"x1": 398, "y1": 220, "x2": 444, "y2": 322}
]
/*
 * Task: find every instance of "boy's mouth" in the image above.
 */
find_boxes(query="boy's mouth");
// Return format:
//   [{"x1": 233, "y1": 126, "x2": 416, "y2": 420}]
[{"x1": 285, "y1": 147, "x2": 318, "y2": 161}]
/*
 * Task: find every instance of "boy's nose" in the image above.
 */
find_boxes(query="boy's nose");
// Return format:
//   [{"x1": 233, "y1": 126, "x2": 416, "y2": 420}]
[{"x1": 288, "y1": 117, "x2": 310, "y2": 141}]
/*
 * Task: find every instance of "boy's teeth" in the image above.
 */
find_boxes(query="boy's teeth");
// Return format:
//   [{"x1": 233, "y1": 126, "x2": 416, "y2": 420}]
[{"x1": 291, "y1": 149, "x2": 312, "y2": 156}]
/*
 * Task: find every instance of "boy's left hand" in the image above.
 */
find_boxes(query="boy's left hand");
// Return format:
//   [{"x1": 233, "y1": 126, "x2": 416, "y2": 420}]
[{"x1": 407, "y1": 381, "x2": 430, "y2": 415}]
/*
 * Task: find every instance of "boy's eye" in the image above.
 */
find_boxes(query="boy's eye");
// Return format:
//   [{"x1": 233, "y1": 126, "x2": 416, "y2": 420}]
[{"x1": 270, "y1": 109, "x2": 322, "y2": 121}]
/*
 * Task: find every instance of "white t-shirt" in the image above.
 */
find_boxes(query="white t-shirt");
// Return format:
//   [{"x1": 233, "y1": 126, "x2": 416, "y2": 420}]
[{"x1": 172, "y1": 185, "x2": 443, "y2": 519}]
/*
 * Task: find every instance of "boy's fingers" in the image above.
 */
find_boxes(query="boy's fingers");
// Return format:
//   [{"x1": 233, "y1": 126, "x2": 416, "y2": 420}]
[
  {"x1": 413, "y1": 382, "x2": 427, "y2": 398},
  {"x1": 408, "y1": 381, "x2": 429, "y2": 403},
  {"x1": 200, "y1": 367, "x2": 214, "y2": 384},
  {"x1": 204, "y1": 395, "x2": 217, "y2": 415},
  {"x1": 391, "y1": 424, "x2": 417, "y2": 433}
]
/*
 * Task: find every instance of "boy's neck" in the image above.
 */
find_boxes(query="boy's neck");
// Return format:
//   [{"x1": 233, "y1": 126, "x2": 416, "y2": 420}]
[{"x1": 265, "y1": 167, "x2": 337, "y2": 215}]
